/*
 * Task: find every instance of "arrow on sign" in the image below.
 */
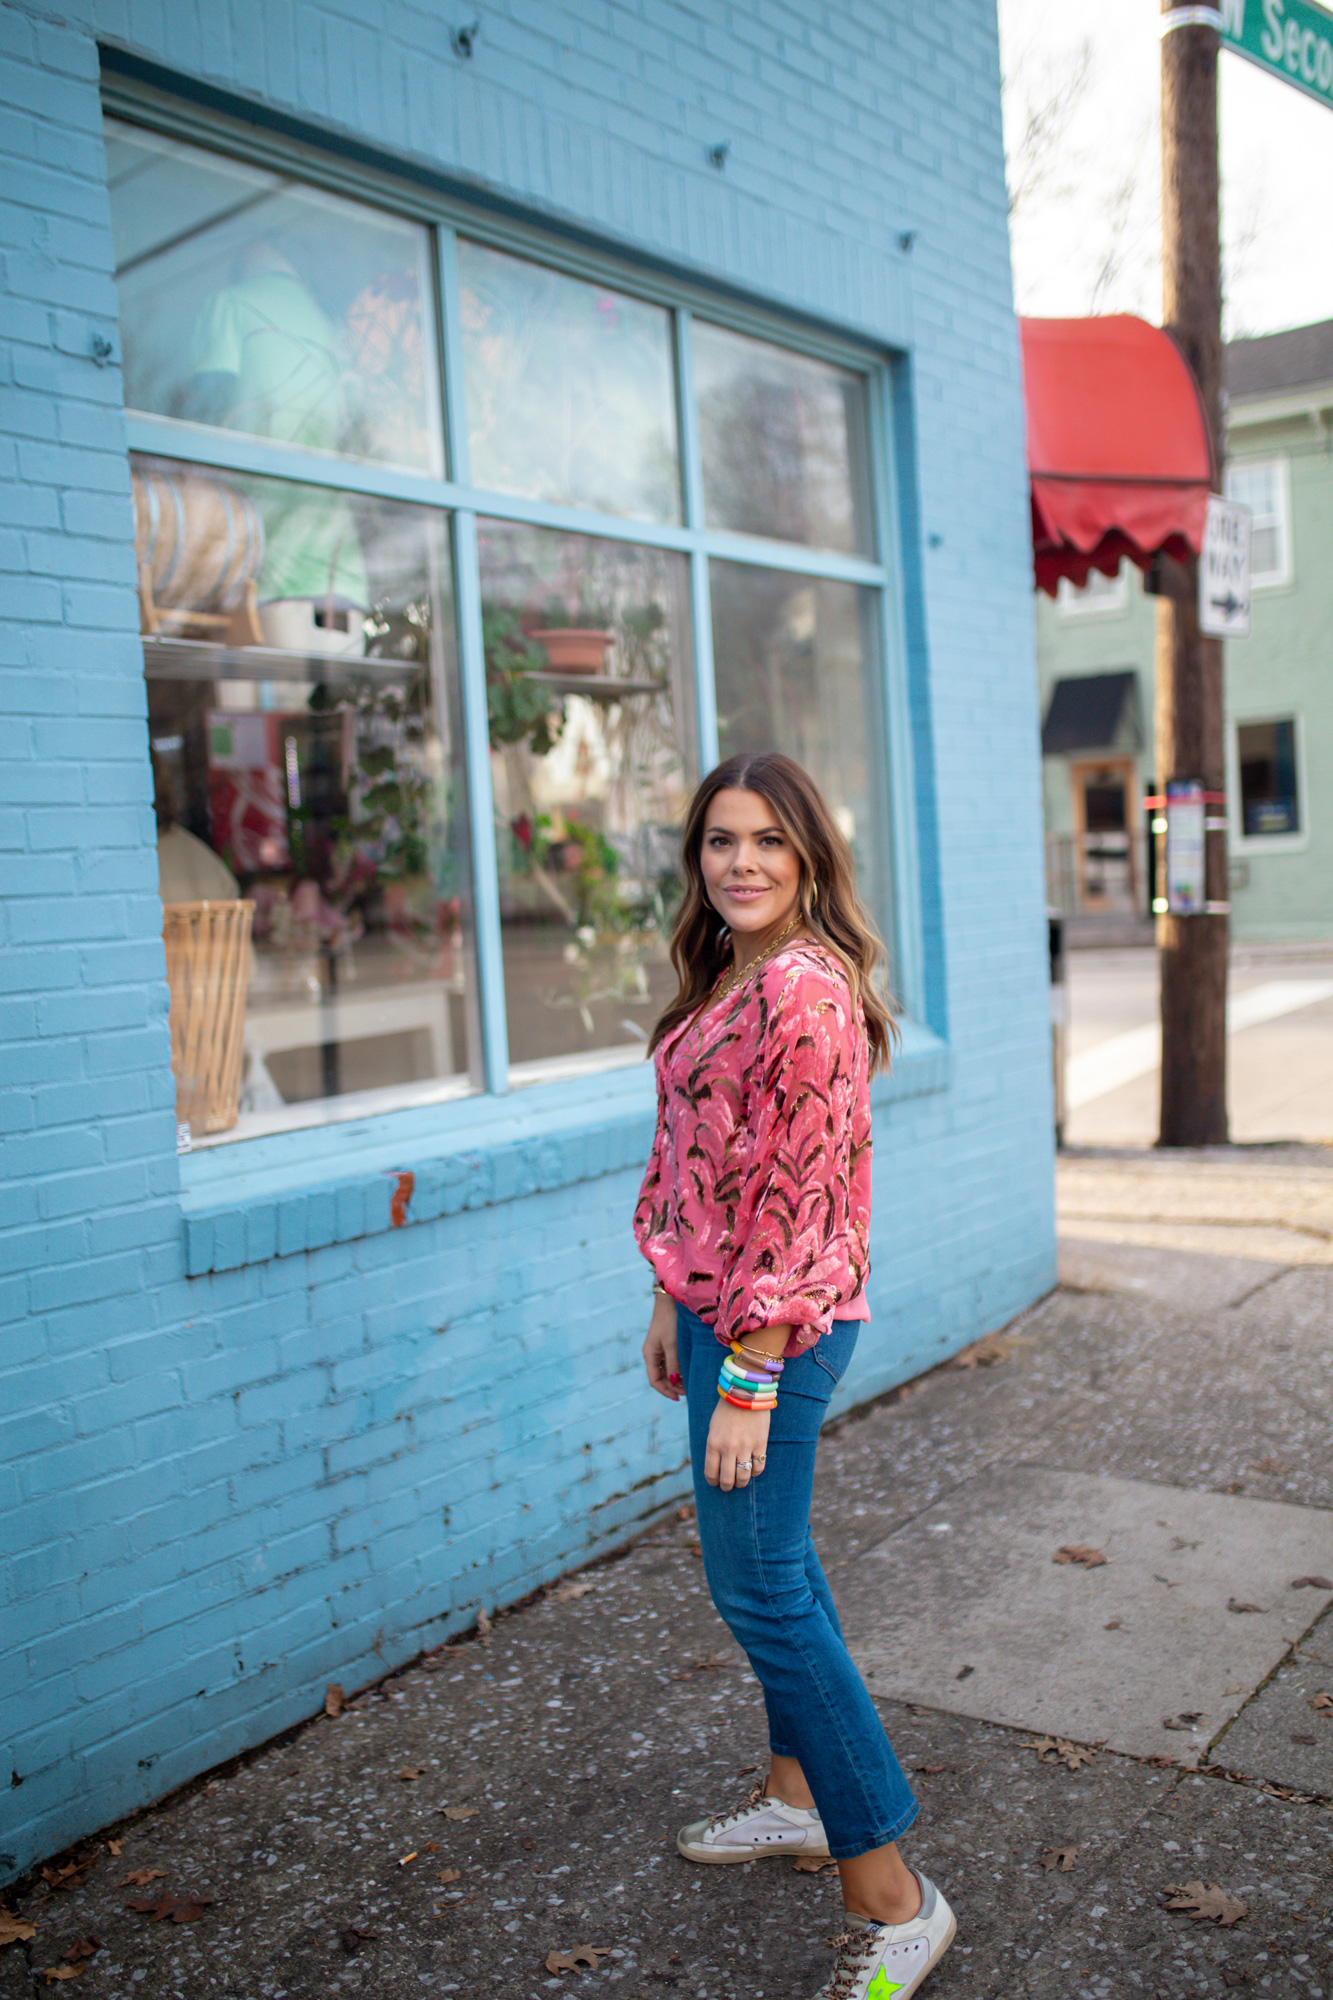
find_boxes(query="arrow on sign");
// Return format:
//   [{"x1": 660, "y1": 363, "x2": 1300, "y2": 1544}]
[{"x1": 1209, "y1": 590, "x2": 1245, "y2": 619}]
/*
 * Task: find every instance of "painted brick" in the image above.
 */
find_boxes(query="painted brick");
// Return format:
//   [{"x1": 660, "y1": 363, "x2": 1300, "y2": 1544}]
[{"x1": 0, "y1": 0, "x2": 1054, "y2": 1882}]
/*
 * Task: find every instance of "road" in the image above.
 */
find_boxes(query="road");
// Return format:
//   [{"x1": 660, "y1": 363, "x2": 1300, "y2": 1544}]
[{"x1": 1065, "y1": 943, "x2": 1333, "y2": 1147}]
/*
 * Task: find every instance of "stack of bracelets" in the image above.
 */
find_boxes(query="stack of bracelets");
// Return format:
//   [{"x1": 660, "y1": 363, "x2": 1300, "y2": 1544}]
[{"x1": 717, "y1": 1338, "x2": 784, "y2": 1411}]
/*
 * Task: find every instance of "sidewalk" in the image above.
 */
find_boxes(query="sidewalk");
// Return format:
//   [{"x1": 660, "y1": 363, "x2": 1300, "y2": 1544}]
[{"x1": 3, "y1": 1148, "x2": 1331, "y2": 2000}]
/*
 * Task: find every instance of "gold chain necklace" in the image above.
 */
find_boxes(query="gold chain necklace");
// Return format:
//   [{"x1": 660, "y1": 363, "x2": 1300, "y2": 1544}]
[{"x1": 710, "y1": 910, "x2": 805, "y2": 1010}]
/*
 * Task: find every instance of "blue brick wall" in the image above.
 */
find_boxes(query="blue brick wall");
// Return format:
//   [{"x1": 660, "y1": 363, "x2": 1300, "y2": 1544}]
[{"x1": 0, "y1": 0, "x2": 1054, "y2": 1878}]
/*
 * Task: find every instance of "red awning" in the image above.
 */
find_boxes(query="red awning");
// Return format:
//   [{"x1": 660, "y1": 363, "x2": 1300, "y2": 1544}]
[{"x1": 1020, "y1": 314, "x2": 1215, "y2": 596}]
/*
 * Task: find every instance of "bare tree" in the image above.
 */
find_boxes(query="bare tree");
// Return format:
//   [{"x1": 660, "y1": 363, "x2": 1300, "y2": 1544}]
[{"x1": 1004, "y1": 34, "x2": 1094, "y2": 218}]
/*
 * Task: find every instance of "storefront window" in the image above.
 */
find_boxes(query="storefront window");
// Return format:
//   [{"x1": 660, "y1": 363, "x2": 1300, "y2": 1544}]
[
  {"x1": 106, "y1": 121, "x2": 442, "y2": 475},
  {"x1": 693, "y1": 322, "x2": 872, "y2": 555},
  {"x1": 458, "y1": 241, "x2": 681, "y2": 522},
  {"x1": 139, "y1": 455, "x2": 474, "y2": 1132},
  {"x1": 710, "y1": 562, "x2": 884, "y2": 917},
  {"x1": 109, "y1": 114, "x2": 899, "y2": 1140},
  {"x1": 478, "y1": 521, "x2": 695, "y2": 1074}
]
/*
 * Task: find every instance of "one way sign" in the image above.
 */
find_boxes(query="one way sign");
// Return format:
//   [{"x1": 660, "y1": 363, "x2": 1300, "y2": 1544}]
[{"x1": 1198, "y1": 493, "x2": 1251, "y2": 638}]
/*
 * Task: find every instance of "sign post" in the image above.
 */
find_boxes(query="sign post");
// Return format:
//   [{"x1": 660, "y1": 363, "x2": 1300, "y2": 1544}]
[{"x1": 1156, "y1": 3, "x2": 1229, "y2": 1145}]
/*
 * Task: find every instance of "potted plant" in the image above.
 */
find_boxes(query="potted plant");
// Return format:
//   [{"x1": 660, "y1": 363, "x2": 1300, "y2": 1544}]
[{"x1": 527, "y1": 595, "x2": 615, "y2": 675}]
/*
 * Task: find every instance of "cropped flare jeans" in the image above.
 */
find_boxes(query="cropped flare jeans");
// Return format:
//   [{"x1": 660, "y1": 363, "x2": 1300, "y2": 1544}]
[{"x1": 677, "y1": 1303, "x2": 918, "y2": 1860}]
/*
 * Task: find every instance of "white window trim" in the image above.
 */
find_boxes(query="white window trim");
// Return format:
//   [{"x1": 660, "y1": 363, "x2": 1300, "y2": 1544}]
[
  {"x1": 1224, "y1": 454, "x2": 1293, "y2": 590},
  {"x1": 1227, "y1": 709, "x2": 1309, "y2": 855},
  {"x1": 1055, "y1": 560, "x2": 1130, "y2": 618}
]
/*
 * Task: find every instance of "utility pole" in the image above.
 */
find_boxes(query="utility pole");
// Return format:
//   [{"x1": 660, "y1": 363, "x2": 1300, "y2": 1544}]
[{"x1": 1156, "y1": 2, "x2": 1228, "y2": 1146}]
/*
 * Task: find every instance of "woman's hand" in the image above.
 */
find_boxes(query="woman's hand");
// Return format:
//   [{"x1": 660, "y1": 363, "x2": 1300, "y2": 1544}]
[
  {"x1": 705, "y1": 1397, "x2": 771, "y2": 1491},
  {"x1": 642, "y1": 1290, "x2": 682, "y2": 1402}
]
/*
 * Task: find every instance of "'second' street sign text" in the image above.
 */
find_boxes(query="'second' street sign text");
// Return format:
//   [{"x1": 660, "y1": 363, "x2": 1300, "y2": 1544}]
[
  {"x1": 1198, "y1": 494, "x2": 1251, "y2": 637},
  {"x1": 1221, "y1": 0, "x2": 1333, "y2": 108}
]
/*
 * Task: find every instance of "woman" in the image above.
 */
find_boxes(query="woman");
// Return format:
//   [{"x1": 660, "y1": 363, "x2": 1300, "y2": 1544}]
[{"x1": 635, "y1": 753, "x2": 955, "y2": 2000}]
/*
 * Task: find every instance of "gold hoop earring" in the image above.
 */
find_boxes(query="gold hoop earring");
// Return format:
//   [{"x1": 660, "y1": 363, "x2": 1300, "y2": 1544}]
[{"x1": 808, "y1": 880, "x2": 819, "y2": 911}]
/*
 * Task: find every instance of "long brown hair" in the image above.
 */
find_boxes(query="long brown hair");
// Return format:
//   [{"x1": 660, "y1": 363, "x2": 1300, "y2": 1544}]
[{"x1": 649, "y1": 752, "x2": 897, "y2": 1072}]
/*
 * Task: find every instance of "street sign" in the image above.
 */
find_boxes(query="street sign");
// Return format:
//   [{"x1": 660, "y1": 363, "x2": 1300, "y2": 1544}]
[
  {"x1": 1198, "y1": 493, "x2": 1251, "y2": 636},
  {"x1": 1165, "y1": 779, "x2": 1207, "y2": 914},
  {"x1": 1221, "y1": 0, "x2": 1333, "y2": 110}
]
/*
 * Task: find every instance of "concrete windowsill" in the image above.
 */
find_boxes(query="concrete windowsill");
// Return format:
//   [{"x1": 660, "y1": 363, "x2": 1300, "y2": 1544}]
[{"x1": 178, "y1": 1019, "x2": 950, "y2": 1276}]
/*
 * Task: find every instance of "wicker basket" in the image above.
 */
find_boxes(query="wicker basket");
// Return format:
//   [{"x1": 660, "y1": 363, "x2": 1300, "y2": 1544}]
[{"x1": 162, "y1": 900, "x2": 255, "y2": 1136}]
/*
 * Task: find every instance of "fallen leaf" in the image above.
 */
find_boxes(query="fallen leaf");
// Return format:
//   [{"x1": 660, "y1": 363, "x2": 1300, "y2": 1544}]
[
  {"x1": 38, "y1": 1970, "x2": 83, "y2": 1984},
  {"x1": 792, "y1": 1856, "x2": 838, "y2": 1872},
  {"x1": 1247, "y1": 1458, "x2": 1289, "y2": 1476},
  {"x1": 521, "y1": 1836, "x2": 536, "y2": 1851},
  {"x1": 1227, "y1": 1599, "x2": 1266, "y2": 1615},
  {"x1": 1154, "y1": 1574, "x2": 1181, "y2": 1588},
  {"x1": 676, "y1": 1656, "x2": 729, "y2": 1678},
  {"x1": 1170, "y1": 1537, "x2": 1201, "y2": 1552},
  {"x1": 955, "y1": 1664, "x2": 975, "y2": 1681},
  {"x1": 1040, "y1": 1845, "x2": 1079, "y2": 1873},
  {"x1": 914, "y1": 1764, "x2": 948, "y2": 1776},
  {"x1": 1163, "y1": 1713, "x2": 1205, "y2": 1731},
  {"x1": 325, "y1": 1684, "x2": 345, "y2": 1717},
  {"x1": 438, "y1": 1869, "x2": 461, "y2": 1885},
  {"x1": 398, "y1": 1768, "x2": 420, "y2": 1782},
  {"x1": 128, "y1": 1895, "x2": 213, "y2": 1924},
  {"x1": 340, "y1": 1925, "x2": 379, "y2": 1954},
  {"x1": 1291, "y1": 1576, "x2": 1333, "y2": 1590},
  {"x1": 1164, "y1": 1881, "x2": 1248, "y2": 1927},
  {"x1": 476, "y1": 1608, "x2": 492, "y2": 1638},
  {"x1": 1104, "y1": 1619, "x2": 1122, "y2": 1630},
  {"x1": 676, "y1": 1505, "x2": 694, "y2": 1522},
  {"x1": 441, "y1": 1805, "x2": 478, "y2": 1821},
  {"x1": 1052, "y1": 1545, "x2": 1107, "y2": 1568},
  {"x1": 1022, "y1": 1735, "x2": 1096, "y2": 1770},
  {"x1": 1291, "y1": 1733, "x2": 1316, "y2": 1745},
  {"x1": 551, "y1": 1581, "x2": 596, "y2": 1603},
  {"x1": 398, "y1": 1852, "x2": 418, "y2": 1868},
  {"x1": 61, "y1": 1939, "x2": 101, "y2": 1964},
  {"x1": 545, "y1": 1945, "x2": 611, "y2": 1974},
  {"x1": 1221, "y1": 1970, "x2": 1250, "y2": 1988},
  {"x1": 1146, "y1": 1755, "x2": 1176, "y2": 1769},
  {"x1": 120, "y1": 1870, "x2": 167, "y2": 1888},
  {"x1": 684, "y1": 1538, "x2": 702, "y2": 1556},
  {"x1": 0, "y1": 1914, "x2": 38, "y2": 1945},
  {"x1": 1309, "y1": 1692, "x2": 1333, "y2": 1713},
  {"x1": 39, "y1": 1850, "x2": 99, "y2": 1893},
  {"x1": 106, "y1": 1841, "x2": 122, "y2": 1857}
]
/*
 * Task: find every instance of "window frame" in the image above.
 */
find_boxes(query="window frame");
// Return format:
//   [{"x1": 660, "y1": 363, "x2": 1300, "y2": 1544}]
[
  {"x1": 1227, "y1": 710, "x2": 1308, "y2": 855},
  {"x1": 1224, "y1": 455, "x2": 1293, "y2": 590},
  {"x1": 1055, "y1": 561, "x2": 1130, "y2": 618},
  {"x1": 103, "y1": 81, "x2": 923, "y2": 1135}
]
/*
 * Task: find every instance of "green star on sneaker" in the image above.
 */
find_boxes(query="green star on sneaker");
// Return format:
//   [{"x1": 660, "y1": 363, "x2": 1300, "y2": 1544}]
[{"x1": 814, "y1": 1874, "x2": 955, "y2": 2000}]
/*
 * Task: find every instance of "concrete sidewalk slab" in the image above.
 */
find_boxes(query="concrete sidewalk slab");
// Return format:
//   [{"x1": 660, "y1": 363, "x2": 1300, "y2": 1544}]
[
  {"x1": 845, "y1": 1464, "x2": 1333, "y2": 1764},
  {"x1": 1210, "y1": 1626, "x2": 1333, "y2": 1799}
]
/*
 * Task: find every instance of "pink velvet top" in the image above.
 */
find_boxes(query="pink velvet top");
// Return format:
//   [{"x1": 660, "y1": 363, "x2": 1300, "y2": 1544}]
[{"x1": 633, "y1": 940, "x2": 872, "y2": 1353}]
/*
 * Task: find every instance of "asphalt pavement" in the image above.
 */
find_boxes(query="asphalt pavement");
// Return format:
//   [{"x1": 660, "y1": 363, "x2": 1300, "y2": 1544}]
[{"x1": 2, "y1": 1142, "x2": 1331, "y2": 2000}]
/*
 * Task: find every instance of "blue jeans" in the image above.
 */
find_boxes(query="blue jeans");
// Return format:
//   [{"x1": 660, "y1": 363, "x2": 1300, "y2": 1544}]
[{"x1": 677, "y1": 1304, "x2": 918, "y2": 1859}]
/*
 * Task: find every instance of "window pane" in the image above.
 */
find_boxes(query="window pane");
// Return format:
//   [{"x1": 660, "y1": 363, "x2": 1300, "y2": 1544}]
[
  {"x1": 477, "y1": 521, "x2": 695, "y2": 1074},
  {"x1": 139, "y1": 456, "x2": 475, "y2": 1137},
  {"x1": 694, "y1": 322, "x2": 872, "y2": 554},
  {"x1": 710, "y1": 561, "x2": 885, "y2": 920},
  {"x1": 459, "y1": 241, "x2": 681, "y2": 522},
  {"x1": 1237, "y1": 719, "x2": 1300, "y2": 837},
  {"x1": 107, "y1": 120, "x2": 442, "y2": 475}
]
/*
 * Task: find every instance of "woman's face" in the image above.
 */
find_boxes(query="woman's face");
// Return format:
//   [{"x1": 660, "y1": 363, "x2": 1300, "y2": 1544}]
[{"x1": 699, "y1": 787, "x2": 802, "y2": 938}]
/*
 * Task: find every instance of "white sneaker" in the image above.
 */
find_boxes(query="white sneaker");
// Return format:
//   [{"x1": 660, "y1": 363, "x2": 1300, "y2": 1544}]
[
  {"x1": 813, "y1": 1874, "x2": 956, "y2": 1999},
  {"x1": 676, "y1": 1781, "x2": 830, "y2": 1862}
]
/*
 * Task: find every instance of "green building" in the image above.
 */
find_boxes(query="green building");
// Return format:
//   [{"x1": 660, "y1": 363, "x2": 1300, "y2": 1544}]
[{"x1": 1035, "y1": 318, "x2": 1332, "y2": 942}]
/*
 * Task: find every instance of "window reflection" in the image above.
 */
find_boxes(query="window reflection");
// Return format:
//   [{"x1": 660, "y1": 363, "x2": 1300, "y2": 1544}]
[
  {"x1": 477, "y1": 521, "x2": 695, "y2": 1073},
  {"x1": 710, "y1": 561, "x2": 883, "y2": 920},
  {"x1": 106, "y1": 120, "x2": 442, "y2": 474},
  {"x1": 459, "y1": 241, "x2": 681, "y2": 522},
  {"x1": 139, "y1": 457, "x2": 474, "y2": 1136},
  {"x1": 694, "y1": 322, "x2": 872, "y2": 555}
]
